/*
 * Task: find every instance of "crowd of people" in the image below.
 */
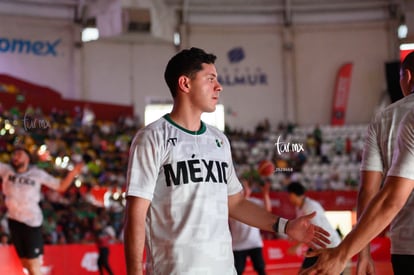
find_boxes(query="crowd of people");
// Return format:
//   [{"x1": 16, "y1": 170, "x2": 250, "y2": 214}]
[
  {"x1": 0, "y1": 105, "x2": 138, "y2": 248},
  {"x1": 0, "y1": 99, "x2": 367, "y2": 249}
]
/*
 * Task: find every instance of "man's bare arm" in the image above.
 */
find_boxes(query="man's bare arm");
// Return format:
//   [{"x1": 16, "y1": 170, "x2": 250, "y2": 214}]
[
  {"x1": 300, "y1": 175, "x2": 414, "y2": 275},
  {"x1": 228, "y1": 191, "x2": 330, "y2": 248},
  {"x1": 356, "y1": 170, "x2": 383, "y2": 274},
  {"x1": 124, "y1": 196, "x2": 150, "y2": 275}
]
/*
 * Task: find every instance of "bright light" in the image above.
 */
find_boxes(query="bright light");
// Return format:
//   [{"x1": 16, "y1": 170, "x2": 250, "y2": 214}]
[
  {"x1": 113, "y1": 192, "x2": 120, "y2": 200},
  {"x1": 400, "y1": 43, "x2": 414, "y2": 50},
  {"x1": 55, "y1": 156, "x2": 70, "y2": 168},
  {"x1": 398, "y1": 24, "x2": 408, "y2": 39},
  {"x1": 173, "y1": 31, "x2": 181, "y2": 46},
  {"x1": 39, "y1": 144, "x2": 47, "y2": 153},
  {"x1": 104, "y1": 191, "x2": 112, "y2": 208},
  {"x1": 144, "y1": 104, "x2": 225, "y2": 131},
  {"x1": 325, "y1": 210, "x2": 354, "y2": 237},
  {"x1": 82, "y1": 27, "x2": 99, "y2": 42},
  {"x1": 74, "y1": 178, "x2": 82, "y2": 188}
]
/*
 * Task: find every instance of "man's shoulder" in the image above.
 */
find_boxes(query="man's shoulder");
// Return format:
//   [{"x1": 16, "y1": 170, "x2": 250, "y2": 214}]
[
  {"x1": 381, "y1": 95, "x2": 414, "y2": 116},
  {"x1": 304, "y1": 196, "x2": 323, "y2": 208},
  {"x1": 27, "y1": 165, "x2": 50, "y2": 176},
  {"x1": 0, "y1": 162, "x2": 11, "y2": 171},
  {"x1": 140, "y1": 116, "x2": 167, "y2": 131},
  {"x1": 204, "y1": 123, "x2": 227, "y2": 138},
  {"x1": 369, "y1": 97, "x2": 414, "y2": 129},
  {"x1": 134, "y1": 117, "x2": 168, "y2": 137}
]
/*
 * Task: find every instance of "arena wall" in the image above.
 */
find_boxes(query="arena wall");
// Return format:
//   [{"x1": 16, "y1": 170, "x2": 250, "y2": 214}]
[{"x1": 0, "y1": 16, "x2": 398, "y2": 131}]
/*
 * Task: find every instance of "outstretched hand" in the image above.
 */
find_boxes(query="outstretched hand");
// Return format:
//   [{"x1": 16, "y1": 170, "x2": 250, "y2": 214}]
[
  {"x1": 356, "y1": 250, "x2": 376, "y2": 275},
  {"x1": 70, "y1": 162, "x2": 85, "y2": 177},
  {"x1": 298, "y1": 247, "x2": 348, "y2": 275},
  {"x1": 286, "y1": 212, "x2": 331, "y2": 249}
]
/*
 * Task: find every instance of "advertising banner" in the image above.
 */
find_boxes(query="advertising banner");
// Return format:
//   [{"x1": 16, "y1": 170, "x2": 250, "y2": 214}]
[
  {"x1": 331, "y1": 63, "x2": 353, "y2": 125},
  {"x1": 0, "y1": 237, "x2": 390, "y2": 274}
]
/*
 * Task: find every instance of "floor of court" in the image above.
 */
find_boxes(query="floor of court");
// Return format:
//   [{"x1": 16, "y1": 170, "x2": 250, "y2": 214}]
[
  {"x1": 3, "y1": 260, "x2": 392, "y2": 275},
  {"x1": 244, "y1": 261, "x2": 393, "y2": 275}
]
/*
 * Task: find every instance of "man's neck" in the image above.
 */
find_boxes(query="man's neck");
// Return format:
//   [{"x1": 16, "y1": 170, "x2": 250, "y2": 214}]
[{"x1": 169, "y1": 109, "x2": 202, "y2": 132}]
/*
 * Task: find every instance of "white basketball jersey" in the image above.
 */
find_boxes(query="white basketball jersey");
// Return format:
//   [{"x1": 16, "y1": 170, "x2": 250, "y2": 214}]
[
  {"x1": 126, "y1": 114, "x2": 242, "y2": 275},
  {"x1": 361, "y1": 94, "x2": 414, "y2": 255},
  {"x1": 0, "y1": 163, "x2": 60, "y2": 227}
]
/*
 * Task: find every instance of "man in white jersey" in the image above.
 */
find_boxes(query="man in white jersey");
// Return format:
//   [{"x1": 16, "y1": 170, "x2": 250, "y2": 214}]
[
  {"x1": 286, "y1": 181, "x2": 342, "y2": 273},
  {"x1": 123, "y1": 47, "x2": 330, "y2": 275},
  {"x1": 0, "y1": 147, "x2": 83, "y2": 275},
  {"x1": 356, "y1": 51, "x2": 414, "y2": 275},
  {"x1": 300, "y1": 53, "x2": 414, "y2": 275}
]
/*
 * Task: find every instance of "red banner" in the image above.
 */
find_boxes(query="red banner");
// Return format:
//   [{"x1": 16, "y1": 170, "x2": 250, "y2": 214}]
[
  {"x1": 400, "y1": 49, "x2": 413, "y2": 62},
  {"x1": 331, "y1": 63, "x2": 353, "y2": 125},
  {"x1": 246, "y1": 237, "x2": 390, "y2": 272},
  {"x1": 0, "y1": 243, "x2": 126, "y2": 275},
  {"x1": 0, "y1": 237, "x2": 390, "y2": 275}
]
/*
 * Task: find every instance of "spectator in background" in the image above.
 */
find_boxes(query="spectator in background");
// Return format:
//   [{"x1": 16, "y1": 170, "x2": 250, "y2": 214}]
[
  {"x1": 0, "y1": 146, "x2": 83, "y2": 275},
  {"x1": 229, "y1": 179, "x2": 272, "y2": 275},
  {"x1": 286, "y1": 181, "x2": 342, "y2": 273},
  {"x1": 312, "y1": 124, "x2": 323, "y2": 156},
  {"x1": 0, "y1": 232, "x2": 9, "y2": 246},
  {"x1": 95, "y1": 226, "x2": 115, "y2": 275}
]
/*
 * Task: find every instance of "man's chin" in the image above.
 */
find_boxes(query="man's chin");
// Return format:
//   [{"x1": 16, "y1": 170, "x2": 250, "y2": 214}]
[
  {"x1": 11, "y1": 163, "x2": 23, "y2": 170},
  {"x1": 205, "y1": 106, "x2": 217, "y2": 113}
]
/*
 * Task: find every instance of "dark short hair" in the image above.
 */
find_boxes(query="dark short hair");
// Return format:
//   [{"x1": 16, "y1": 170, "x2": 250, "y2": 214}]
[
  {"x1": 164, "y1": 47, "x2": 217, "y2": 98},
  {"x1": 287, "y1": 181, "x2": 306, "y2": 196},
  {"x1": 402, "y1": 51, "x2": 414, "y2": 72}
]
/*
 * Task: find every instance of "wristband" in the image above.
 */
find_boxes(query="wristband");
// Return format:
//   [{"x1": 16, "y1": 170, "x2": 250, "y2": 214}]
[
  {"x1": 272, "y1": 217, "x2": 289, "y2": 234},
  {"x1": 279, "y1": 217, "x2": 289, "y2": 234}
]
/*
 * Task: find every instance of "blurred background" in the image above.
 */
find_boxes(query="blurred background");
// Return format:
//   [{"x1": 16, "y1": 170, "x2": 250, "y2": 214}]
[{"x1": 0, "y1": 0, "x2": 410, "y2": 274}]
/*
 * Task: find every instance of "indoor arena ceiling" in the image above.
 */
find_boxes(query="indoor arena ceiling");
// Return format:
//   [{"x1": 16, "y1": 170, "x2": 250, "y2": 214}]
[{"x1": 0, "y1": 0, "x2": 411, "y2": 22}]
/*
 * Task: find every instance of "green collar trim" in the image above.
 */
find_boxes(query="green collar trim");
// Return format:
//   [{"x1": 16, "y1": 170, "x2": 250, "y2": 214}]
[{"x1": 163, "y1": 114, "x2": 206, "y2": 135}]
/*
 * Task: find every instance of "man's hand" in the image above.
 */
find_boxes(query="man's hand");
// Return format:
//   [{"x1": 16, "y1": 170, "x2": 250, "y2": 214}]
[
  {"x1": 285, "y1": 212, "x2": 330, "y2": 249},
  {"x1": 71, "y1": 162, "x2": 84, "y2": 176},
  {"x1": 356, "y1": 249, "x2": 376, "y2": 275},
  {"x1": 298, "y1": 247, "x2": 348, "y2": 275}
]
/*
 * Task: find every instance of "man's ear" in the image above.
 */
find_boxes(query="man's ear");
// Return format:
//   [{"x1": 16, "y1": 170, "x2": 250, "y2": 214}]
[
  {"x1": 403, "y1": 68, "x2": 410, "y2": 79},
  {"x1": 406, "y1": 68, "x2": 413, "y2": 82},
  {"x1": 405, "y1": 69, "x2": 414, "y2": 93},
  {"x1": 178, "y1": 76, "x2": 190, "y2": 93}
]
